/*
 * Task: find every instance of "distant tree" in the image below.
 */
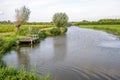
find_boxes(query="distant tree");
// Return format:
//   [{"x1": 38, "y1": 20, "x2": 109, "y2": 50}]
[
  {"x1": 82, "y1": 20, "x2": 89, "y2": 22},
  {"x1": 15, "y1": 6, "x2": 30, "y2": 32},
  {"x1": 52, "y1": 12, "x2": 69, "y2": 28}
]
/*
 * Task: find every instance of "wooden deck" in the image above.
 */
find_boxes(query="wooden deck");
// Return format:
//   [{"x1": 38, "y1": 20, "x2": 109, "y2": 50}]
[{"x1": 19, "y1": 35, "x2": 39, "y2": 44}]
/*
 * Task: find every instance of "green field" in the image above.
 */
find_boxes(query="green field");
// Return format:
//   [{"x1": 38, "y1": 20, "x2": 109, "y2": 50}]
[
  {"x1": 80, "y1": 25, "x2": 120, "y2": 36},
  {"x1": 0, "y1": 24, "x2": 55, "y2": 33}
]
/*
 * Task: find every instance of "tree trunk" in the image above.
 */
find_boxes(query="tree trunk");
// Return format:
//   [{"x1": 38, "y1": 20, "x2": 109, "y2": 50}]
[{"x1": 16, "y1": 25, "x2": 21, "y2": 34}]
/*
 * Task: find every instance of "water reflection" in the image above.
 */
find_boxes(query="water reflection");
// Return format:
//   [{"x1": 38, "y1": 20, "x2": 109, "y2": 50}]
[
  {"x1": 53, "y1": 35, "x2": 67, "y2": 62},
  {"x1": 17, "y1": 46, "x2": 30, "y2": 71}
]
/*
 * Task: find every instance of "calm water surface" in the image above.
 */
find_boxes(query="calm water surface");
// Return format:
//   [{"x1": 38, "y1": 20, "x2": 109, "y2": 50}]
[{"x1": 2, "y1": 26, "x2": 120, "y2": 80}]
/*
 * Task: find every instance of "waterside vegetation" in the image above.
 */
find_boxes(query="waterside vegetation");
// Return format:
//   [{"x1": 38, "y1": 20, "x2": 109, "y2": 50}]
[
  {"x1": 0, "y1": 21, "x2": 68, "y2": 79},
  {"x1": 0, "y1": 6, "x2": 69, "y2": 79},
  {"x1": 79, "y1": 25, "x2": 120, "y2": 36},
  {"x1": 0, "y1": 5, "x2": 120, "y2": 80},
  {"x1": 74, "y1": 19, "x2": 120, "y2": 36}
]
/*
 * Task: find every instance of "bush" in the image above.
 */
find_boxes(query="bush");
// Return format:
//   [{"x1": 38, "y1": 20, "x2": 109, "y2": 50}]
[
  {"x1": 38, "y1": 30, "x2": 47, "y2": 38},
  {"x1": 18, "y1": 27, "x2": 40, "y2": 36},
  {"x1": 30, "y1": 27, "x2": 40, "y2": 34},
  {"x1": 50, "y1": 28, "x2": 61, "y2": 36},
  {"x1": 62, "y1": 27, "x2": 68, "y2": 33},
  {"x1": 18, "y1": 28, "x2": 29, "y2": 35},
  {"x1": 0, "y1": 38, "x2": 4, "y2": 46},
  {"x1": 66, "y1": 22, "x2": 72, "y2": 27},
  {"x1": 0, "y1": 35, "x2": 17, "y2": 55}
]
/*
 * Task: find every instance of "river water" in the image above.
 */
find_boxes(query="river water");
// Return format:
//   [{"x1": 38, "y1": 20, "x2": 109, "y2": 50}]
[{"x1": 2, "y1": 26, "x2": 120, "y2": 80}]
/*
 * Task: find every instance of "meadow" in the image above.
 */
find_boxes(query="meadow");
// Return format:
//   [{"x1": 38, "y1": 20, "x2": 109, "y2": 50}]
[
  {"x1": 0, "y1": 24, "x2": 55, "y2": 33},
  {"x1": 80, "y1": 24, "x2": 120, "y2": 36}
]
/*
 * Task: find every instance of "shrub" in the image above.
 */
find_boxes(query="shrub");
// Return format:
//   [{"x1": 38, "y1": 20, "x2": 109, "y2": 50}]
[
  {"x1": 0, "y1": 35, "x2": 17, "y2": 55},
  {"x1": 38, "y1": 30, "x2": 47, "y2": 38},
  {"x1": 30, "y1": 27, "x2": 40, "y2": 34},
  {"x1": 62, "y1": 27, "x2": 68, "y2": 33},
  {"x1": 18, "y1": 28, "x2": 29, "y2": 35},
  {"x1": 18, "y1": 27, "x2": 40, "y2": 36},
  {"x1": 50, "y1": 28, "x2": 61, "y2": 36},
  {"x1": 66, "y1": 22, "x2": 72, "y2": 27},
  {"x1": 0, "y1": 38, "x2": 4, "y2": 46}
]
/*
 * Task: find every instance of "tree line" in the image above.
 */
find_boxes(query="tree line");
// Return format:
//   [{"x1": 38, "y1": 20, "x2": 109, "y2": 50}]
[
  {"x1": 0, "y1": 20, "x2": 13, "y2": 24},
  {"x1": 1, "y1": 19, "x2": 120, "y2": 25},
  {"x1": 74, "y1": 19, "x2": 120, "y2": 25}
]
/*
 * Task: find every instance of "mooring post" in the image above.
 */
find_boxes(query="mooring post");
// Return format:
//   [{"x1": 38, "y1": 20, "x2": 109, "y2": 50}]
[{"x1": 31, "y1": 40, "x2": 32, "y2": 44}]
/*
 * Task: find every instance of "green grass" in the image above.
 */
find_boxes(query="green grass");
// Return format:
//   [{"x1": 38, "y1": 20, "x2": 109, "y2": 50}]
[
  {"x1": 0, "y1": 67, "x2": 50, "y2": 80},
  {"x1": 80, "y1": 24, "x2": 120, "y2": 36},
  {"x1": 0, "y1": 24, "x2": 55, "y2": 33},
  {"x1": 0, "y1": 25, "x2": 15, "y2": 33}
]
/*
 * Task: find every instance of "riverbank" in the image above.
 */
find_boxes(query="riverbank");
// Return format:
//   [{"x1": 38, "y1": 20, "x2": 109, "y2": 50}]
[
  {"x1": 3, "y1": 26, "x2": 120, "y2": 80},
  {"x1": 0, "y1": 24, "x2": 67, "y2": 80},
  {"x1": 0, "y1": 35, "x2": 44, "y2": 79},
  {"x1": 0, "y1": 25, "x2": 48, "y2": 79},
  {"x1": 79, "y1": 25, "x2": 120, "y2": 37}
]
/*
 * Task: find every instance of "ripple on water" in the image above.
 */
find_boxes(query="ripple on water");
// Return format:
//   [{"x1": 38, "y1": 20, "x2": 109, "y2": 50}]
[
  {"x1": 99, "y1": 41, "x2": 120, "y2": 48},
  {"x1": 41, "y1": 65, "x2": 120, "y2": 80}
]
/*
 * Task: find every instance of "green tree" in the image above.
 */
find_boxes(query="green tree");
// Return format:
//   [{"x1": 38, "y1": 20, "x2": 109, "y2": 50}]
[
  {"x1": 52, "y1": 12, "x2": 69, "y2": 28},
  {"x1": 15, "y1": 6, "x2": 30, "y2": 32}
]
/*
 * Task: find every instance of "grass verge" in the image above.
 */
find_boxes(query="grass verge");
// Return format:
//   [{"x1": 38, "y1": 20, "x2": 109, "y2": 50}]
[{"x1": 79, "y1": 25, "x2": 120, "y2": 36}]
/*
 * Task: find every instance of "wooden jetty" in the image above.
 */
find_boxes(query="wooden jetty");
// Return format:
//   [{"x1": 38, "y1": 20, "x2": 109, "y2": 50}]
[{"x1": 19, "y1": 35, "x2": 39, "y2": 44}]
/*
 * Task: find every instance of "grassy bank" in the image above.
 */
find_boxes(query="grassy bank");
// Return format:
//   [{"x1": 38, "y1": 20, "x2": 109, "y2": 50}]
[
  {"x1": 0, "y1": 35, "x2": 45, "y2": 80},
  {"x1": 0, "y1": 24, "x2": 56, "y2": 56},
  {"x1": 79, "y1": 25, "x2": 120, "y2": 36},
  {"x1": 0, "y1": 24, "x2": 52, "y2": 80},
  {"x1": 0, "y1": 24, "x2": 67, "y2": 80},
  {"x1": 0, "y1": 67, "x2": 51, "y2": 80}
]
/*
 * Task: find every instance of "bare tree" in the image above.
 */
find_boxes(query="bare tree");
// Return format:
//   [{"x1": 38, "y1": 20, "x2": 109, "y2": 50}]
[{"x1": 15, "y1": 6, "x2": 30, "y2": 32}]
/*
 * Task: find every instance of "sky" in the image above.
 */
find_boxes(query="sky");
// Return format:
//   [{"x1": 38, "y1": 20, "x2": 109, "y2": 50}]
[{"x1": 0, "y1": 0, "x2": 120, "y2": 22}]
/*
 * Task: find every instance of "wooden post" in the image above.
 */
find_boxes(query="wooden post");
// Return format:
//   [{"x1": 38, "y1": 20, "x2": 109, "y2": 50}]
[{"x1": 31, "y1": 40, "x2": 32, "y2": 44}]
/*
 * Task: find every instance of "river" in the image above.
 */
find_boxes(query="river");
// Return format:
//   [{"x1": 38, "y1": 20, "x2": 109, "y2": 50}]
[{"x1": 2, "y1": 26, "x2": 120, "y2": 80}]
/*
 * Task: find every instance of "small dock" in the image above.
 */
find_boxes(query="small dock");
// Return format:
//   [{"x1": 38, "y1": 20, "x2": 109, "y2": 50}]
[{"x1": 19, "y1": 35, "x2": 39, "y2": 44}]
